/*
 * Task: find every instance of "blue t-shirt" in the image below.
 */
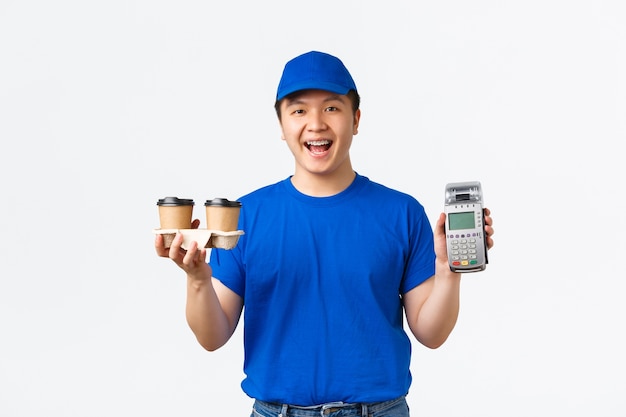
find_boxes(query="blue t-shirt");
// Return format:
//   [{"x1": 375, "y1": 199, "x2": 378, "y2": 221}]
[{"x1": 209, "y1": 174, "x2": 435, "y2": 406}]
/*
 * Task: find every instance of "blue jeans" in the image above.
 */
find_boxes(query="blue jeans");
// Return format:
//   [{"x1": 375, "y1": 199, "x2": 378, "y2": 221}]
[{"x1": 251, "y1": 395, "x2": 410, "y2": 417}]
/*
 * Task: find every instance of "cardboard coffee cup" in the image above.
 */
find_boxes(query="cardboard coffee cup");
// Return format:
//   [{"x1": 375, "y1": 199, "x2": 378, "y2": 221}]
[
  {"x1": 204, "y1": 198, "x2": 242, "y2": 231},
  {"x1": 157, "y1": 197, "x2": 195, "y2": 229}
]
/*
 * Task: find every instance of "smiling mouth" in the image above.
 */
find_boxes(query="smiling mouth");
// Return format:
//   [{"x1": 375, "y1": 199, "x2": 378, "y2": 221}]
[{"x1": 306, "y1": 140, "x2": 332, "y2": 154}]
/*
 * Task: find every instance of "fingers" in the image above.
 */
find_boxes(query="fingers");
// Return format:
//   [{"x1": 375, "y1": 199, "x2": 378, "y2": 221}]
[
  {"x1": 483, "y1": 208, "x2": 494, "y2": 236},
  {"x1": 155, "y1": 229, "x2": 210, "y2": 277},
  {"x1": 191, "y1": 218, "x2": 201, "y2": 229},
  {"x1": 433, "y1": 213, "x2": 449, "y2": 261},
  {"x1": 483, "y1": 207, "x2": 494, "y2": 249},
  {"x1": 435, "y1": 212, "x2": 446, "y2": 236},
  {"x1": 154, "y1": 234, "x2": 170, "y2": 258},
  {"x1": 183, "y1": 241, "x2": 207, "y2": 267},
  {"x1": 182, "y1": 240, "x2": 198, "y2": 264},
  {"x1": 162, "y1": 233, "x2": 208, "y2": 272},
  {"x1": 168, "y1": 232, "x2": 181, "y2": 258},
  {"x1": 167, "y1": 232, "x2": 187, "y2": 262},
  {"x1": 483, "y1": 208, "x2": 493, "y2": 227}
]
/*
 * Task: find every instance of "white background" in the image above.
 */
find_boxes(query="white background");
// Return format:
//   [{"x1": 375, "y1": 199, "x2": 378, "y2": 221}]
[{"x1": 1, "y1": 1, "x2": 625, "y2": 415}]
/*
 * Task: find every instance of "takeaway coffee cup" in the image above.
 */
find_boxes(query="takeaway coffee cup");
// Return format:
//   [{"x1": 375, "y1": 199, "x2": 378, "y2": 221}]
[
  {"x1": 157, "y1": 197, "x2": 195, "y2": 229},
  {"x1": 204, "y1": 198, "x2": 242, "y2": 231}
]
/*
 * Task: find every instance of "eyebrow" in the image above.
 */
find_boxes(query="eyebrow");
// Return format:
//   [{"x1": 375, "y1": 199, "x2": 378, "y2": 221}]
[{"x1": 284, "y1": 93, "x2": 346, "y2": 107}]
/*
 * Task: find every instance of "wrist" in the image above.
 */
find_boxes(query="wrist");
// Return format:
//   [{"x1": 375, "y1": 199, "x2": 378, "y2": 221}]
[
  {"x1": 187, "y1": 272, "x2": 212, "y2": 291},
  {"x1": 435, "y1": 258, "x2": 461, "y2": 280}
]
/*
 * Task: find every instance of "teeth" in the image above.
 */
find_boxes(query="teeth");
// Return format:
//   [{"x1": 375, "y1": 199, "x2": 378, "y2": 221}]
[{"x1": 307, "y1": 140, "x2": 330, "y2": 146}]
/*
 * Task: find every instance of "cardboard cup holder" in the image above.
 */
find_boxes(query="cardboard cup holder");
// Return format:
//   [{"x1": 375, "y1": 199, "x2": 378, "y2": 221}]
[{"x1": 154, "y1": 229, "x2": 244, "y2": 250}]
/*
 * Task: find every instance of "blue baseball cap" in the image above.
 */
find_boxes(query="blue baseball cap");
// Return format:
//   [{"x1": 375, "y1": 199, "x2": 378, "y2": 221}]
[{"x1": 276, "y1": 51, "x2": 357, "y2": 101}]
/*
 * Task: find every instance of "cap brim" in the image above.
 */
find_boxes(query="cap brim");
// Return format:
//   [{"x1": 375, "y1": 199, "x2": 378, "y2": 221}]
[{"x1": 276, "y1": 82, "x2": 352, "y2": 101}]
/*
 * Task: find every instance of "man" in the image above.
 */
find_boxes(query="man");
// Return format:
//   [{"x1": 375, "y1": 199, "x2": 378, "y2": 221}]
[{"x1": 155, "y1": 50, "x2": 494, "y2": 417}]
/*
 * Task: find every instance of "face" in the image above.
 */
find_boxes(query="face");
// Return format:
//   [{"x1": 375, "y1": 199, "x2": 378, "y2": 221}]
[{"x1": 279, "y1": 89, "x2": 360, "y2": 182}]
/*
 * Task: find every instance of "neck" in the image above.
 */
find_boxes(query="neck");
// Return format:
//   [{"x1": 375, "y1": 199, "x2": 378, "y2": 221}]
[{"x1": 290, "y1": 165, "x2": 356, "y2": 197}]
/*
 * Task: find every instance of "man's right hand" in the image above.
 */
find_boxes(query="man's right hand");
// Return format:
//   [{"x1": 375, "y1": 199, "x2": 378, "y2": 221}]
[{"x1": 154, "y1": 219, "x2": 213, "y2": 281}]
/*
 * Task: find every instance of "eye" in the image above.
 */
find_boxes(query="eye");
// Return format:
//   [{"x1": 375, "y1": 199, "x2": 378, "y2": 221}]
[{"x1": 325, "y1": 106, "x2": 338, "y2": 112}]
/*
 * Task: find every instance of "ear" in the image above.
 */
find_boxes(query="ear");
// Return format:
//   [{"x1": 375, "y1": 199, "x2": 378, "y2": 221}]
[
  {"x1": 353, "y1": 109, "x2": 361, "y2": 135},
  {"x1": 278, "y1": 119, "x2": 286, "y2": 140}
]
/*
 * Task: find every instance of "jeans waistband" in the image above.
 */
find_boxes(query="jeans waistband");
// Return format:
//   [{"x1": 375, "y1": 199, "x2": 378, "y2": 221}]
[{"x1": 253, "y1": 395, "x2": 406, "y2": 416}]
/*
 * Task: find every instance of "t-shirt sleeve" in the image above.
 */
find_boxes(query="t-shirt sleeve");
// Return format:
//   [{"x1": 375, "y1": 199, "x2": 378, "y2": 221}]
[
  {"x1": 209, "y1": 244, "x2": 246, "y2": 298},
  {"x1": 400, "y1": 204, "x2": 436, "y2": 294}
]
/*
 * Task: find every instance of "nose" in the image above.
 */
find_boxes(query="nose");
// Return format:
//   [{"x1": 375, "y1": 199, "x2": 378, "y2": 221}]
[{"x1": 306, "y1": 110, "x2": 327, "y2": 131}]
